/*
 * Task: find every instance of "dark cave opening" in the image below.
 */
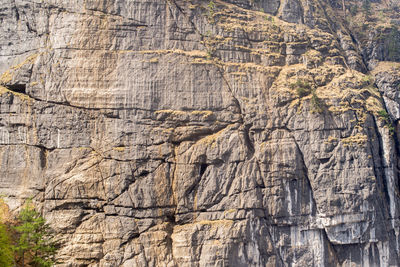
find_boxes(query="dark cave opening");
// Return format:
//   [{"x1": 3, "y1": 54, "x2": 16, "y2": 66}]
[
  {"x1": 6, "y1": 84, "x2": 26, "y2": 94},
  {"x1": 199, "y1": 163, "x2": 208, "y2": 177}
]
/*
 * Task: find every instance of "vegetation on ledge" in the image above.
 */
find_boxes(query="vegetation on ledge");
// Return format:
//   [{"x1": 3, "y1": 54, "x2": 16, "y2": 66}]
[{"x1": 0, "y1": 199, "x2": 58, "y2": 267}]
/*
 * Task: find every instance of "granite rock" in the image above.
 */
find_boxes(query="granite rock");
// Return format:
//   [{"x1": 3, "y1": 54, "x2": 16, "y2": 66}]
[{"x1": 0, "y1": 0, "x2": 400, "y2": 266}]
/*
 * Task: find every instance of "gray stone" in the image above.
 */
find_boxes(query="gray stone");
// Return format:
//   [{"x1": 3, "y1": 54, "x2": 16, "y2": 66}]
[{"x1": 0, "y1": 0, "x2": 400, "y2": 266}]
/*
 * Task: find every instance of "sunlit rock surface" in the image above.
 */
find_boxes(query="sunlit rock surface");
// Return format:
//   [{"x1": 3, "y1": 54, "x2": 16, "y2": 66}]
[{"x1": 1, "y1": 0, "x2": 400, "y2": 266}]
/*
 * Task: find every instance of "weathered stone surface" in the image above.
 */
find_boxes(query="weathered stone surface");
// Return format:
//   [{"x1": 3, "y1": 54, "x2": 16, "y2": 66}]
[{"x1": 0, "y1": 0, "x2": 400, "y2": 266}]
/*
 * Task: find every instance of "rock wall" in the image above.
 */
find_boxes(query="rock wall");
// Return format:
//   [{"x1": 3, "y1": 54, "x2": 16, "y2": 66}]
[{"x1": 0, "y1": 0, "x2": 400, "y2": 266}]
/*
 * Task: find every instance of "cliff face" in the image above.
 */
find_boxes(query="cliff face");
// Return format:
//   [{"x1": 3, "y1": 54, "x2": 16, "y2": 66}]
[{"x1": 0, "y1": 0, "x2": 400, "y2": 266}]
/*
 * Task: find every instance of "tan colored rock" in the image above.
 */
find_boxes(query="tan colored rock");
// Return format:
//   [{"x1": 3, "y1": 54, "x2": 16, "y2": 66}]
[{"x1": 0, "y1": 0, "x2": 400, "y2": 266}]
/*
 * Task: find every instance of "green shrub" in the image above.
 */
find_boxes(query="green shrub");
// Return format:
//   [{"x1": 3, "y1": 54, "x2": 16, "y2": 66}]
[
  {"x1": 0, "y1": 223, "x2": 14, "y2": 267},
  {"x1": 208, "y1": 0, "x2": 215, "y2": 11},
  {"x1": 378, "y1": 109, "x2": 389, "y2": 120},
  {"x1": 264, "y1": 16, "x2": 274, "y2": 22},
  {"x1": 290, "y1": 80, "x2": 312, "y2": 97},
  {"x1": 207, "y1": 1, "x2": 216, "y2": 23},
  {"x1": 290, "y1": 80, "x2": 324, "y2": 112},
  {"x1": 311, "y1": 91, "x2": 323, "y2": 113},
  {"x1": 362, "y1": 75, "x2": 374, "y2": 85},
  {"x1": 378, "y1": 109, "x2": 395, "y2": 135}
]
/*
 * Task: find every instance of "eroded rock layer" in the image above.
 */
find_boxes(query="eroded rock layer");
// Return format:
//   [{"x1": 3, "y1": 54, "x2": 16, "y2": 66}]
[{"x1": 1, "y1": 0, "x2": 400, "y2": 266}]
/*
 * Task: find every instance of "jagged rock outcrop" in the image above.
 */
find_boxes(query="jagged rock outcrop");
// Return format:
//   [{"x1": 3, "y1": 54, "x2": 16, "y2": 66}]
[{"x1": 0, "y1": 0, "x2": 400, "y2": 266}]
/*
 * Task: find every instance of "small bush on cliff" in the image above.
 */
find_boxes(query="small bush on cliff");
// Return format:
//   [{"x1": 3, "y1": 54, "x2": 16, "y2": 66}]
[
  {"x1": 291, "y1": 79, "x2": 324, "y2": 113},
  {"x1": 290, "y1": 80, "x2": 312, "y2": 97},
  {"x1": 311, "y1": 91, "x2": 323, "y2": 113},
  {"x1": 207, "y1": 1, "x2": 216, "y2": 23},
  {"x1": 378, "y1": 109, "x2": 395, "y2": 135}
]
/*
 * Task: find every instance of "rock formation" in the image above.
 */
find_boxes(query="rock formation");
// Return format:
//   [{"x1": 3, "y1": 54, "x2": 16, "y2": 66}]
[{"x1": 0, "y1": 0, "x2": 400, "y2": 266}]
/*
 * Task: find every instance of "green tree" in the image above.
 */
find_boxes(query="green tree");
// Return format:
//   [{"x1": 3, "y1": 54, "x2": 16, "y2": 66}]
[
  {"x1": 14, "y1": 202, "x2": 58, "y2": 267},
  {"x1": 0, "y1": 223, "x2": 14, "y2": 267}
]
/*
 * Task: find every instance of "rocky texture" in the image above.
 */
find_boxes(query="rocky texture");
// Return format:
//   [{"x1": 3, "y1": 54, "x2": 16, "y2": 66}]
[{"x1": 0, "y1": 0, "x2": 400, "y2": 266}]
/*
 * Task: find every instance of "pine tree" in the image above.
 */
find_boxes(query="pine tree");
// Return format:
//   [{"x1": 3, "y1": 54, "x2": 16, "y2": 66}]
[{"x1": 13, "y1": 202, "x2": 58, "y2": 267}]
